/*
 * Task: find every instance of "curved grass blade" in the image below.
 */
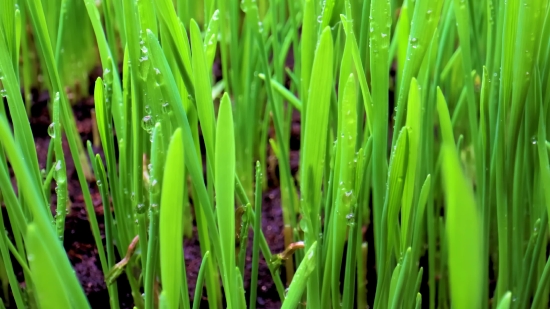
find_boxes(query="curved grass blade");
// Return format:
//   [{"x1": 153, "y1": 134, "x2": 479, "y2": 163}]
[
  {"x1": 192, "y1": 251, "x2": 210, "y2": 309},
  {"x1": 52, "y1": 92, "x2": 68, "y2": 241},
  {"x1": 258, "y1": 74, "x2": 302, "y2": 112},
  {"x1": 281, "y1": 242, "x2": 318, "y2": 309}
]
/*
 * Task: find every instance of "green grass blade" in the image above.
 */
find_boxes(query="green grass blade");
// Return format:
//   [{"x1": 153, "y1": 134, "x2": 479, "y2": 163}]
[
  {"x1": 497, "y1": 292, "x2": 512, "y2": 309},
  {"x1": 192, "y1": 251, "x2": 210, "y2": 309},
  {"x1": 52, "y1": 92, "x2": 67, "y2": 241},
  {"x1": 330, "y1": 74, "x2": 357, "y2": 306},
  {"x1": 215, "y1": 93, "x2": 237, "y2": 308},
  {"x1": 26, "y1": 224, "x2": 88, "y2": 309},
  {"x1": 281, "y1": 242, "x2": 318, "y2": 309},
  {"x1": 190, "y1": 19, "x2": 216, "y2": 173},
  {"x1": 370, "y1": 0, "x2": 391, "y2": 264},
  {"x1": 401, "y1": 78, "x2": 422, "y2": 252},
  {"x1": 300, "y1": 25, "x2": 333, "y2": 309},
  {"x1": 250, "y1": 161, "x2": 264, "y2": 309},
  {"x1": 441, "y1": 144, "x2": 482, "y2": 309},
  {"x1": 159, "y1": 128, "x2": 186, "y2": 309},
  {"x1": 374, "y1": 127, "x2": 409, "y2": 308}
]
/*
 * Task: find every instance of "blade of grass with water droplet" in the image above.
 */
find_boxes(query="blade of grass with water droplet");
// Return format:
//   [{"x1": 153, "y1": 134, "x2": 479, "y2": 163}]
[
  {"x1": 144, "y1": 123, "x2": 164, "y2": 309},
  {"x1": 401, "y1": 78, "x2": 422, "y2": 253},
  {"x1": 137, "y1": 0, "x2": 157, "y2": 36},
  {"x1": 52, "y1": 93, "x2": 67, "y2": 241},
  {"x1": 374, "y1": 127, "x2": 409, "y2": 308},
  {"x1": 329, "y1": 74, "x2": 357, "y2": 307},
  {"x1": 281, "y1": 242, "x2": 318, "y2": 309},
  {"x1": 392, "y1": 0, "x2": 444, "y2": 146},
  {"x1": 370, "y1": 0, "x2": 392, "y2": 266},
  {"x1": 203, "y1": 10, "x2": 220, "y2": 70},
  {"x1": 340, "y1": 13, "x2": 373, "y2": 136}
]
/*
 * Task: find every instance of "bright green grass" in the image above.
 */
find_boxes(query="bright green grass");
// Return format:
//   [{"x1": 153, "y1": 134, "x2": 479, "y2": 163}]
[{"x1": 0, "y1": 0, "x2": 550, "y2": 308}]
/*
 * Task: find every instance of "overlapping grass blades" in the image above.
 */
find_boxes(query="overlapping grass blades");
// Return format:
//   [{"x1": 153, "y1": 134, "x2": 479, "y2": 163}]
[{"x1": 0, "y1": 0, "x2": 550, "y2": 308}]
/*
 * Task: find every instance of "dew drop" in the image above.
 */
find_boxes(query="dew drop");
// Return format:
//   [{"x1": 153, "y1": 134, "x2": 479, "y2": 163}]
[
  {"x1": 48, "y1": 123, "x2": 56, "y2": 137},
  {"x1": 55, "y1": 160, "x2": 62, "y2": 171},
  {"x1": 136, "y1": 203, "x2": 146, "y2": 214},
  {"x1": 142, "y1": 115, "x2": 153, "y2": 131},
  {"x1": 150, "y1": 179, "x2": 159, "y2": 194}
]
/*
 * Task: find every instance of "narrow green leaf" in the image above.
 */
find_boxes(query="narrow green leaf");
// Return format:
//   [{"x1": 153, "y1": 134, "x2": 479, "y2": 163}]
[
  {"x1": 191, "y1": 19, "x2": 216, "y2": 171},
  {"x1": 281, "y1": 242, "x2": 318, "y2": 309},
  {"x1": 215, "y1": 93, "x2": 236, "y2": 308},
  {"x1": 160, "y1": 128, "x2": 185, "y2": 309},
  {"x1": 401, "y1": 78, "x2": 422, "y2": 252},
  {"x1": 496, "y1": 292, "x2": 512, "y2": 309},
  {"x1": 441, "y1": 144, "x2": 482, "y2": 309}
]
